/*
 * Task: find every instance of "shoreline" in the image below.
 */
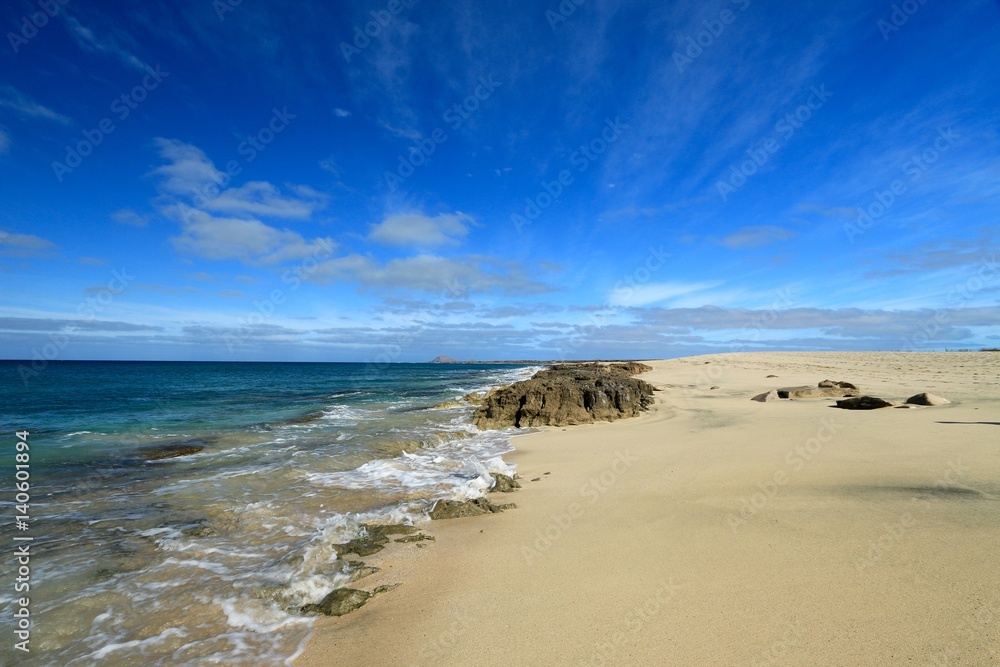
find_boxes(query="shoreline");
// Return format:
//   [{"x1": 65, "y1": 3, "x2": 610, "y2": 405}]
[{"x1": 295, "y1": 351, "x2": 1000, "y2": 666}]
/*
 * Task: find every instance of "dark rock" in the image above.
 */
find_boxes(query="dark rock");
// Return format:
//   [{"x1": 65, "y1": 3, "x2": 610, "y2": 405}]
[
  {"x1": 472, "y1": 365, "x2": 655, "y2": 429},
  {"x1": 819, "y1": 379, "x2": 859, "y2": 391},
  {"x1": 372, "y1": 583, "x2": 401, "y2": 596},
  {"x1": 181, "y1": 524, "x2": 218, "y2": 538},
  {"x1": 428, "y1": 497, "x2": 506, "y2": 520},
  {"x1": 531, "y1": 477, "x2": 541, "y2": 482},
  {"x1": 607, "y1": 362, "x2": 654, "y2": 376},
  {"x1": 835, "y1": 396, "x2": 896, "y2": 410},
  {"x1": 494, "y1": 502, "x2": 517, "y2": 510},
  {"x1": 905, "y1": 392, "x2": 951, "y2": 406},
  {"x1": 489, "y1": 473, "x2": 521, "y2": 493},
  {"x1": 335, "y1": 531, "x2": 391, "y2": 557},
  {"x1": 135, "y1": 440, "x2": 205, "y2": 461},
  {"x1": 348, "y1": 565, "x2": 380, "y2": 580},
  {"x1": 395, "y1": 533, "x2": 434, "y2": 543},
  {"x1": 301, "y1": 588, "x2": 371, "y2": 616},
  {"x1": 711, "y1": 386, "x2": 720, "y2": 390},
  {"x1": 362, "y1": 523, "x2": 417, "y2": 537},
  {"x1": 766, "y1": 375, "x2": 778, "y2": 378}
]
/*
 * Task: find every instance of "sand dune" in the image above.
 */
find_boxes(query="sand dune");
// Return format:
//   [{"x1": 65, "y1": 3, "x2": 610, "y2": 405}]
[{"x1": 296, "y1": 352, "x2": 1000, "y2": 666}]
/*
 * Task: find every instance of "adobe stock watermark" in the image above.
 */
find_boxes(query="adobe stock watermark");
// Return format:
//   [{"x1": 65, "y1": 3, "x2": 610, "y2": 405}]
[
  {"x1": 853, "y1": 459, "x2": 968, "y2": 573},
  {"x1": 224, "y1": 238, "x2": 335, "y2": 352},
  {"x1": 51, "y1": 65, "x2": 170, "y2": 182},
  {"x1": 520, "y1": 450, "x2": 638, "y2": 565},
  {"x1": 17, "y1": 268, "x2": 135, "y2": 385},
  {"x1": 877, "y1": 0, "x2": 931, "y2": 41},
  {"x1": 844, "y1": 126, "x2": 959, "y2": 243},
  {"x1": 923, "y1": 596, "x2": 999, "y2": 667},
  {"x1": 672, "y1": 0, "x2": 752, "y2": 73},
  {"x1": 340, "y1": 0, "x2": 419, "y2": 63},
  {"x1": 751, "y1": 622, "x2": 805, "y2": 667},
  {"x1": 726, "y1": 416, "x2": 840, "y2": 531},
  {"x1": 384, "y1": 75, "x2": 501, "y2": 190},
  {"x1": 899, "y1": 254, "x2": 998, "y2": 352},
  {"x1": 557, "y1": 245, "x2": 668, "y2": 361},
  {"x1": 511, "y1": 116, "x2": 628, "y2": 232},
  {"x1": 716, "y1": 84, "x2": 833, "y2": 201},
  {"x1": 6, "y1": 0, "x2": 69, "y2": 54},
  {"x1": 545, "y1": 0, "x2": 586, "y2": 31},
  {"x1": 579, "y1": 578, "x2": 683, "y2": 667},
  {"x1": 185, "y1": 107, "x2": 297, "y2": 211}
]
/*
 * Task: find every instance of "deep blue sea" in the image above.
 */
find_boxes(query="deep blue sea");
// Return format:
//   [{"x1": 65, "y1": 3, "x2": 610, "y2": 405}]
[{"x1": 0, "y1": 361, "x2": 537, "y2": 666}]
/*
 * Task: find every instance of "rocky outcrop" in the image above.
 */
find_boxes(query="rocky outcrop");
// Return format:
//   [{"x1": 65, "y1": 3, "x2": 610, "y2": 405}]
[
  {"x1": 300, "y1": 583, "x2": 401, "y2": 617},
  {"x1": 835, "y1": 396, "x2": 896, "y2": 410},
  {"x1": 489, "y1": 473, "x2": 520, "y2": 493},
  {"x1": 905, "y1": 392, "x2": 951, "y2": 406},
  {"x1": 751, "y1": 389, "x2": 781, "y2": 403},
  {"x1": 472, "y1": 364, "x2": 655, "y2": 429},
  {"x1": 428, "y1": 497, "x2": 516, "y2": 519}
]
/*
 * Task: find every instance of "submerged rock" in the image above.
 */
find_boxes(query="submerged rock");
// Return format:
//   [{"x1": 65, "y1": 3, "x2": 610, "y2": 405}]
[
  {"x1": 489, "y1": 473, "x2": 520, "y2": 493},
  {"x1": 135, "y1": 440, "x2": 206, "y2": 461},
  {"x1": 394, "y1": 533, "x2": 435, "y2": 543},
  {"x1": 472, "y1": 364, "x2": 655, "y2": 429},
  {"x1": 835, "y1": 396, "x2": 896, "y2": 410},
  {"x1": 905, "y1": 392, "x2": 951, "y2": 406},
  {"x1": 335, "y1": 531, "x2": 390, "y2": 557}
]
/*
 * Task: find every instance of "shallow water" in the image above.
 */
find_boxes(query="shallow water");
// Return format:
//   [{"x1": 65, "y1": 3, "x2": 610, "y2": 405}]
[{"x1": 0, "y1": 361, "x2": 537, "y2": 666}]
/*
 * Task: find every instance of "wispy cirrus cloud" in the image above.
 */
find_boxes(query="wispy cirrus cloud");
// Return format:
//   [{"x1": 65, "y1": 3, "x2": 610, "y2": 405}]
[{"x1": 0, "y1": 86, "x2": 71, "y2": 124}]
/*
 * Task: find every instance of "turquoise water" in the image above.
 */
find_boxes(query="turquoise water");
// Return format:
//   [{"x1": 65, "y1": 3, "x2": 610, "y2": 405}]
[{"x1": 0, "y1": 361, "x2": 536, "y2": 666}]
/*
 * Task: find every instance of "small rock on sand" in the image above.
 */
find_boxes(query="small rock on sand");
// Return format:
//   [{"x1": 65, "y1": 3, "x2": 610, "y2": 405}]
[
  {"x1": 751, "y1": 390, "x2": 781, "y2": 403},
  {"x1": 905, "y1": 392, "x2": 951, "y2": 406},
  {"x1": 835, "y1": 396, "x2": 895, "y2": 410}
]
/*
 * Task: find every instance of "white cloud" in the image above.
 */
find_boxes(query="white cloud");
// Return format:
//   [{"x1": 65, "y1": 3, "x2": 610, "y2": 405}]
[
  {"x1": 203, "y1": 181, "x2": 324, "y2": 219},
  {"x1": 112, "y1": 209, "x2": 150, "y2": 227},
  {"x1": 368, "y1": 212, "x2": 473, "y2": 248},
  {"x1": 0, "y1": 230, "x2": 58, "y2": 257},
  {"x1": 151, "y1": 139, "x2": 225, "y2": 195},
  {"x1": 609, "y1": 281, "x2": 723, "y2": 308},
  {"x1": 150, "y1": 139, "x2": 334, "y2": 265},
  {"x1": 168, "y1": 206, "x2": 334, "y2": 265},
  {"x1": 0, "y1": 127, "x2": 8, "y2": 155},
  {"x1": 333, "y1": 108, "x2": 351, "y2": 118},
  {"x1": 0, "y1": 86, "x2": 71, "y2": 124},
  {"x1": 63, "y1": 14, "x2": 150, "y2": 72},
  {"x1": 310, "y1": 253, "x2": 551, "y2": 296}
]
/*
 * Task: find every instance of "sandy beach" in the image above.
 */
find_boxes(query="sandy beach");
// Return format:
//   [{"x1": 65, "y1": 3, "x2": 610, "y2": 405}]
[{"x1": 295, "y1": 352, "x2": 1000, "y2": 666}]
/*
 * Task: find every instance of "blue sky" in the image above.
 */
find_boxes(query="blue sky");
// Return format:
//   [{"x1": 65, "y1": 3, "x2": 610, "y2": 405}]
[{"x1": 1, "y1": 0, "x2": 998, "y2": 362}]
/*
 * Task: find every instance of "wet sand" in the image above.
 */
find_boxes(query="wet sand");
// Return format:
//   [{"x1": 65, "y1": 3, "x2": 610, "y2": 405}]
[{"x1": 295, "y1": 352, "x2": 1000, "y2": 666}]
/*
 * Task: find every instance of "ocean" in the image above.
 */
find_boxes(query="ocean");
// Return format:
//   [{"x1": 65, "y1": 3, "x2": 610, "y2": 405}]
[{"x1": 0, "y1": 360, "x2": 538, "y2": 666}]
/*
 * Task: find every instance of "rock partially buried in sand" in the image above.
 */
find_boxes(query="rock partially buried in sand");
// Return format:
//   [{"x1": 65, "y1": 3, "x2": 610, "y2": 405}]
[
  {"x1": 835, "y1": 396, "x2": 896, "y2": 410},
  {"x1": 301, "y1": 588, "x2": 371, "y2": 616},
  {"x1": 301, "y1": 583, "x2": 401, "y2": 617},
  {"x1": 777, "y1": 383, "x2": 860, "y2": 399},
  {"x1": 905, "y1": 392, "x2": 951, "y2": 406},
  {"x1": 751, "y1": 390, "x2": 781, "y2": 403},
  {"x1": 428, "y1": 497, "x2": 508, "y2": 520},
  {"x1": 489, "y1": 473, "x2": 521, "y2": 493},
  {"x1": 819, "y1": 379, "x2": 859, "y2": 391}
]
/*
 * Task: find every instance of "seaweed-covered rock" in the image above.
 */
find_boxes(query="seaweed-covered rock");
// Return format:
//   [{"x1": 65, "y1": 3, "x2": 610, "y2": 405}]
[
  {"x1": 428, "y1": 497, "x2": 506, "y2": 520},
  {"x1": 301, "y1": 588, "x2": 371, "y2": 616}
]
